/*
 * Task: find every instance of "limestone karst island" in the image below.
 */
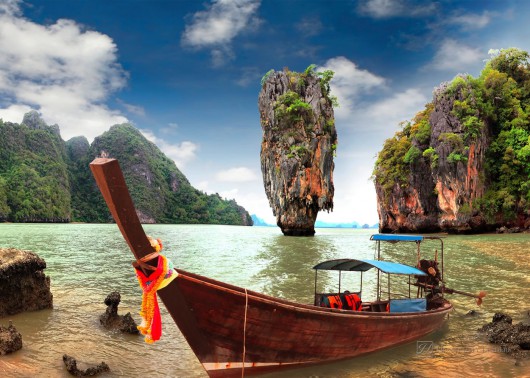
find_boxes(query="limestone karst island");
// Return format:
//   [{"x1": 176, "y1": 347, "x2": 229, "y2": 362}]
[
  {"x1": 373, "y1": 48, "x2": 530, "y2": 234},
  {"x1": 259, "y1": 66, "x2": 337, "y2": 236}
]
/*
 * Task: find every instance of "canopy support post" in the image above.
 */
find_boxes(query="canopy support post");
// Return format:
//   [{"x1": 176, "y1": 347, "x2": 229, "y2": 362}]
[
  {"x1": 376, "y1": 241, "x2": 381, "y2": 301},
  {"x1": 314, "y1": 270, "x2": 318, "y2": 305},
  {"x1": 359, "y1": 270, "x2": 363, "y2": 299},
  {"x1": 387, "y1": 273, "x2": 391, "y2": 301}
]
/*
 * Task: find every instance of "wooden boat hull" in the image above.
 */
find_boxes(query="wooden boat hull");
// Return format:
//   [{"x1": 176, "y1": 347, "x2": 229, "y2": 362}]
[
  {"x1": 158, "y1": 269, "x2": 452, "y2": 377},
  {"x1": 88, "y1": 158, "x2": 453, "y2": 378}
]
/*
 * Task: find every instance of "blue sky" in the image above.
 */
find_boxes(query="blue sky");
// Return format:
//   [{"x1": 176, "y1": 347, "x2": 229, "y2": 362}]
[{"x1": 1, "y1": 0, "x2": 529, "y2": 225}]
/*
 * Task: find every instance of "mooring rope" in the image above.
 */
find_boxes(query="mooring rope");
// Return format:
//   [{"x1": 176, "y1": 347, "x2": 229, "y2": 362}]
[{"x1": 242, "y1": 288, "x2": 248, "y2": 377}]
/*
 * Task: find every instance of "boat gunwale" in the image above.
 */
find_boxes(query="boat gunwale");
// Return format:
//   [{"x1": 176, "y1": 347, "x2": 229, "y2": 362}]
[{"x1": 173, "y1": 268, "x2": 453, "y2": 318}]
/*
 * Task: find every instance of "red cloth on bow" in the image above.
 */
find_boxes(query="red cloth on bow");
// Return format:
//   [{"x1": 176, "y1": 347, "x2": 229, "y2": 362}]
[{"x1": 135, "y1": 255, "x2": 167, "y2": 343}]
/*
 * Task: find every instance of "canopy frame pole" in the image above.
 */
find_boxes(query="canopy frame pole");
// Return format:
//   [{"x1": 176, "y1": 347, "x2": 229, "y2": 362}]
[
  {"x1": 359, "y1": 270, "x2": 363, "y2": 299},
  {"x1": 387, "y1": 273, "x2": 391, "y2": 301},
  {"x1": 338, "y1": 271, "x2": 342, "y2": 293},
  {"x1": 314, "y1": 270, "x2": 318, "y2": 305},
  {"x1": 376, "y1": 241, "x2": 381, "y2": 301}
]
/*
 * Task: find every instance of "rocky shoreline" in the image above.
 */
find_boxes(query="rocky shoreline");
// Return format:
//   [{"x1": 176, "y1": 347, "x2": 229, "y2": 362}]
[
  {"x1": 480, "y1": 313, "x2": 530, "y2": 360},
  {"x1": 0, "y1": 248, "x2": 53, "y2": 317}
]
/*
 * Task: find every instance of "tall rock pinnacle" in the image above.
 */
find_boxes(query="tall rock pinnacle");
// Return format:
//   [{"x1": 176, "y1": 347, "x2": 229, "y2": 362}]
[{"x1": 258, "y1": 67, "x2": 337, "y2": 236}]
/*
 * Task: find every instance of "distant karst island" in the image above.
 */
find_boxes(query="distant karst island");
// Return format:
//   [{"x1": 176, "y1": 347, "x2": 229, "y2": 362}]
[{"x1": 0, "y1": 112, "x2": 252, "y2": 226}]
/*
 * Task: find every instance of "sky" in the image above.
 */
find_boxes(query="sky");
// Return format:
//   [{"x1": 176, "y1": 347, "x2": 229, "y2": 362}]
[{"x1": 1, "y1": 0, "x2": 530, "y2": 226}]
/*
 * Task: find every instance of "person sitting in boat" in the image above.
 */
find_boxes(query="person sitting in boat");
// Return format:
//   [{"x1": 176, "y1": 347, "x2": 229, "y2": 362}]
[{"x1": 341, "y1": 290, "x2": 361, "y2": 311}]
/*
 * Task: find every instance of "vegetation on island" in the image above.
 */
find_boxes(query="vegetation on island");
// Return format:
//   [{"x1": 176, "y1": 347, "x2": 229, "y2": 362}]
[
  {"x1": 0, "y1": 114, "x2": 70, "y2": 222},
  {"x1": 261, "y1": 64, "x2": 338, "y2": 161},
  {"x1": 0, "y1": 113, "x2": 252, "y2": 226},
  {"x1": 373, "y1": 48, "x2": 530, "y2": 222}
]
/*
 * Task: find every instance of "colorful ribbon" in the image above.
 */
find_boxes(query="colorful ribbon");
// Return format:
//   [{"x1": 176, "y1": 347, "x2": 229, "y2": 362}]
[{"x1": 134, "y1": 237, "x2": 177, "y2": 343}]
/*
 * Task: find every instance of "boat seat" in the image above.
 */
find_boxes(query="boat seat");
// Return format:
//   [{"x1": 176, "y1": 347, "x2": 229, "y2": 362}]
[{"x1": 388, "y1": 298, "x2": 426, "y2": 313}]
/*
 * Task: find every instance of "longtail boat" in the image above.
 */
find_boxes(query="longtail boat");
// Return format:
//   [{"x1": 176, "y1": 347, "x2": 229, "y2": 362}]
[{"x1": 90, "y1": 158, "x2": 454, "y2": 377}]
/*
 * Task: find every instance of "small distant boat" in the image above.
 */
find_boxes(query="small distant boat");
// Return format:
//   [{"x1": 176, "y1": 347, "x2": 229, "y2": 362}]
[{"x1": 90, "y1": 158, "x2": 453, "y2": 378}]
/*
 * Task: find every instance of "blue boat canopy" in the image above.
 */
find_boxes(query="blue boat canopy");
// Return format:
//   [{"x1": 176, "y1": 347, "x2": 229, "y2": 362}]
[
  {"x1": 370, "y1": 234, "x2": 424, "y2": 242},
  {"x1": 313, "y1": 258, "x2": 427, "y2": 276}
]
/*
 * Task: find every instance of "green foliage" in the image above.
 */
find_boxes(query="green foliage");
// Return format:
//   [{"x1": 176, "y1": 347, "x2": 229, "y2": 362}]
[
  {"x1": 261, "y1": 69, "x2": 275, "y2": 86},
  {"x1": 447, "y1": 152, "x2": 467, "y2": 164},
  {"x1": 439, "y1": 132, "x2": 464, "y2": 149},
  {"x1": 0, "y1": 117, "x2": 71, "y2": 222},
  {"x1": 274, "y1": 91, "x2": 312, "y2": 122},
  {"x1": 317, "y1": 69, "x2": 334, "y2": 94},
  {"x1": 373, "y1": 131, "x2": 412, "y2": 200},
  {"x1": 0, "y1": 176, "x2": 10, "y2": 220},
  {"x1": 459, "y1": 203, "x2": 472, "y2": 216},
  {"x1": 403, "y1": 145, "x2": 421, "y2": 164},
  {"x1": 324, "y1": 119, "x2": 335, "y2": 133},
  {"x1": 486, "y1": 48, "x2": 530, "y2": 85},
  {"x1": 304, "y1": 64, "x2": 317, "y2": 75},
  {"x1": 438, "y1": 133, "x2": 468, "y2": 164},
  {"x1": 287, "y1": 144, "x2": 307, "y2": 159},
  {"x1": 373, "y1": 102, "x2": 436, "y2": 200},
  {"x1": 422, "y1": 147, "x2": 439, "y2": 168},
  {"x1": 462, "y1": 116, "x2": 483, "y2": 140},
  {"x1": 409, "y1": 103, "x2": 434, "y2": 145}
]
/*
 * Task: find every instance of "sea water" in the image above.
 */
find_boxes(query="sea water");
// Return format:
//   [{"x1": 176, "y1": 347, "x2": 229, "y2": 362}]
[{"x1": 0, "y1": 224, "x2": 528, "y2": 377}]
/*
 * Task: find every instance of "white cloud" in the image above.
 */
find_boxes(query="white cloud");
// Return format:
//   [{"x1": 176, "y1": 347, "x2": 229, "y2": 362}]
[
  {"x1": 195, "y1": 180, "x2": 210, "y2": 192},
  {"x1": 295, "y1": 16, "x2": 323, "y2": 37},
  {"x1": 0, "y1": 103, "x2": 32, "y2": 123},
  {"x1": 218, "y1": 188, "x2": 239, "y2": 199},
  {"x1": 140, "y1": 129, "x2": 199, "y2": 168},
  {"x1": 0, "y1": 0, "x2": 20, "y2": 16},
  {"x1": 0, "y1": 0, "x2": 128, "y2": 141},
  {"x1": 117, "y1": 99, "x2": 145, "y2": 116},
  {"x1": 318, "y1": 56, "x2": 385, "y2": 119},
  {"x1": 181, "y1": 0, "x2": 261, "y2": 66},
  {"x1": 447, "y1": 11, "x2": 491, "y2": 30},
  {"x1": 358, "y1": 0, "x2": 436, "y2": 19},
  {"x1": 215, "y1": 167, "x2": 258, "y2": 182},
  {"x1": 161, "y1": 122, "x2": 179, "y2": 134},
  {"x1": 427, "y1": 39, "x2": 484, "y2": 72},
  {"x1": 362, "y1": 88, "x2": 429, "y2": 130}
]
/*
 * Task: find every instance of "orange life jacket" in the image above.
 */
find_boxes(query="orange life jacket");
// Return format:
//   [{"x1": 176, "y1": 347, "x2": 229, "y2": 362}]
[
  {"x1": 343, "y1": 293, "x2": 362, "y2": 311},
  {"x1": 327, "y1": 295, "x2": 343, "y2": 309}
]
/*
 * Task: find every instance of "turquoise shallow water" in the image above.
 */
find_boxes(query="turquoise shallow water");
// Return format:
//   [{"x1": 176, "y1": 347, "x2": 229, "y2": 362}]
[{"x1": 0, "y1": 224, "x2": 528, "y2": 377}]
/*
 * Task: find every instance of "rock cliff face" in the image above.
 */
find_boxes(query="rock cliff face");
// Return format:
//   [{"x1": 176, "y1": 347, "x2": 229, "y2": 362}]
[
  {"x1": 0, "y1": 248, "x2": 53, "y2": 317},
  {"x1": 259, "y1": 68, "x2": 337, "y2": 235},
  {"x1": 374, "y1": 49, "x2": 530, "y2": 233},
  {"x1": 375, "y1": 82, "x2": 491, "y2": 233}
]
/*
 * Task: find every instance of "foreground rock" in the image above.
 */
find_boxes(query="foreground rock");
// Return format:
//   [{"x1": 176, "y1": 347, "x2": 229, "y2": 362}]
[
  {"x1": 480, "y1": 313, "x2": 530, "y2": 359},
  {"x1": 63, "y1": 354, "x2": 110, "y2": 376},
  {"x1": 259, "y1": 67, "x2": 337, "y2": 236},
  {"x1": 0, "y1": 321, "x2": 22, "y2": 355},
  {"x1": 0, "y1": 248, "x2": 53, "y2": 317},
  {"x1": 99, "y1": 292, "x2": 138, "y2": 334}
]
